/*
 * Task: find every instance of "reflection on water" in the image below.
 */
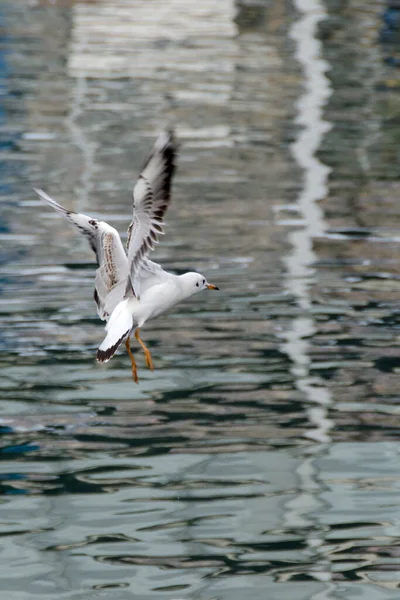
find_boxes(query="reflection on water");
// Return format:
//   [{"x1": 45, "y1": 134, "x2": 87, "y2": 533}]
[
  {"x1": 1, "y1": 0, "x2": 400, "y2": 598},
  {"x1": 283, "y1": 0, "x2": 332, "y2": 446}
]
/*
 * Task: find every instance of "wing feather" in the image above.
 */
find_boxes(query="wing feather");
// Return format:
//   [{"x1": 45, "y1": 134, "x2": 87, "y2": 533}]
[
  {"x1": 96, "y1": 299, "x2": 134, "y2": 363},
  {"x1": 35, "y1": 189, "x2": 129, "y2": 320},
  {"x1": 126, "y1": 130, "x2": 177, "y2": 297}
]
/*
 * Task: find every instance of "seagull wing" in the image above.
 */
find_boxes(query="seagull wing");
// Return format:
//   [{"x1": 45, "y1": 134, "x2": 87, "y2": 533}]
[
  {"x1": 35, "y1": 189, "x2": 129, "y2": 321},
  {"x1": 126, "y1": 130, "x2": 176, "y2": 298}
]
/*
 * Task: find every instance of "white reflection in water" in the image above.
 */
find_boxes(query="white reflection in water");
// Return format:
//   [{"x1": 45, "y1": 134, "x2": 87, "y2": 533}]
[
  {"x1": 68, "y1": 0, "x2": 236, "y2": 80},
  {"x1": 281, "y1": 1, "x2": 335, "y2": 598},
  {"x1": 282, "y1": 0, "x2": 333, "y2": 444}
]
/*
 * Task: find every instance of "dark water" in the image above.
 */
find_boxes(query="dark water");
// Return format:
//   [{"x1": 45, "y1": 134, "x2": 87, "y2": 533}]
[{"x1": 1, "y1": 1, "x2": 400, "y2": 598}]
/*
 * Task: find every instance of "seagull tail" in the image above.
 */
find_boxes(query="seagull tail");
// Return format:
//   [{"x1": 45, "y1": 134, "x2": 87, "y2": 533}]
[{"x1": 96, "y1": 300, "x2": 134, "y2": 363}]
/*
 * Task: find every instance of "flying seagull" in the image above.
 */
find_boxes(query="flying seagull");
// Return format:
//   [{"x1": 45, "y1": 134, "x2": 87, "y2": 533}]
[{"x1": 35, "y1": 131, "x2": 218, "y2": 383}]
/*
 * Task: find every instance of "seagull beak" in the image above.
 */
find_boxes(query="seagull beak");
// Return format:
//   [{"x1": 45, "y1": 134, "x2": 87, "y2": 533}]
[{"x1": 206, "y1": 283, "x2": 219, "y2": 290}]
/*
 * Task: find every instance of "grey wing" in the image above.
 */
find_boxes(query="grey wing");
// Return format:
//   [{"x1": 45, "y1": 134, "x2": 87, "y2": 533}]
[
  {"x1": 35, "y1": 189, "x2": 129, "y2": 321},
  {"x1": 126, "y1": 130, "x2": 177, "y2": 298},
  {"x1": 135, "y1": 258, "x2": 171, "y2": 296}
]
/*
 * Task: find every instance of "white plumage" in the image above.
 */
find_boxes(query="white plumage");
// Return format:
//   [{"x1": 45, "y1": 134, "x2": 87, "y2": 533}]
[{"x1": 36, "y1": 131, "x2": 218, "y2": 382}]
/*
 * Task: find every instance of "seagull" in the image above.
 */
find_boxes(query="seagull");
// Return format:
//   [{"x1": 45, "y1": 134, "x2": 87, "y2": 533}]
[{"x1": 34, "y1": 131, "x2": 218, "y2": 383}]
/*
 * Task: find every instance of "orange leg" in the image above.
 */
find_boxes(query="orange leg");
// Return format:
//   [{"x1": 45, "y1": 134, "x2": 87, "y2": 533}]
[
  {"x1": 135, "y1": 328, "x2": 154, "y2": 371},
  {"x1": 125, "y1": 337, "x2": 139, "y2": 384}
]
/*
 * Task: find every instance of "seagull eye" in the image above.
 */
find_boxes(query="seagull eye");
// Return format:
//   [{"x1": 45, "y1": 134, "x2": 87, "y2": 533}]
[
  {"x1": 203, "y1": 279, "x2": 205, "y2": 284},
  {"x1": 196, "y1": 282, "x2": 199, "y2": 287}
]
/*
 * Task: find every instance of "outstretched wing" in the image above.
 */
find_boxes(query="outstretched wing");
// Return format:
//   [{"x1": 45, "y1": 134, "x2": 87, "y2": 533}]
[
  {"x1": 35, "y1": 189, "x2": 129, "y2": 321},
  {"x1": 126, "y1": 130, "x2": 177, "y2": 297}
]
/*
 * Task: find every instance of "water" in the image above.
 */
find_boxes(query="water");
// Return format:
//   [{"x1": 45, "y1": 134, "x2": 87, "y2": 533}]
[{"x1": 1, "y1": 0, "x2": 400, "y2": 598}]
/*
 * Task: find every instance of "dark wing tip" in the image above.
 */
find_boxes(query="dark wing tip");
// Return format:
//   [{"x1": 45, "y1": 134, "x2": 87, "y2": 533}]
[
  {"x1": 155, "y1": 130, "x2": 178, "y2": 168},
  {"x1": 156, "y1": 129, "x2": 177, "y2": 150},
  {"x1": 96, "y1": 329, "x2": 130, "y2": 363},
  {"x1": 139, "y1": 130, "x2": 177, "y2": 183},
  {"x1": 159, "y1": 130, "x2": 177, "y2": 185}
]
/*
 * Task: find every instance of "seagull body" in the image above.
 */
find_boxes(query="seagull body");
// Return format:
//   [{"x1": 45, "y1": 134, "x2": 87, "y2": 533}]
[
  {"x1": 99, "y1": 270, "x2": 211, "y2": 362},
  {"x1": 35, "y1": 131, "x2": 218, "y2": 382}
]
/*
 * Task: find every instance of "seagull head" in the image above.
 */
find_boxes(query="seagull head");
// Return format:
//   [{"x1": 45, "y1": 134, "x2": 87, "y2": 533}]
[{"x1": 181, "y1": 272, "x2": 219, "y2": 296}]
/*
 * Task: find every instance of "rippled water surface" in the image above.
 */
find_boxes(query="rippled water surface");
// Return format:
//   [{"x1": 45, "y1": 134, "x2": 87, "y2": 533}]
[{"x1": 1, "y1": 1, "x2": 400, "y2": 598}]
